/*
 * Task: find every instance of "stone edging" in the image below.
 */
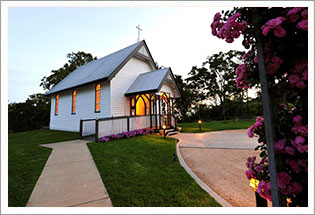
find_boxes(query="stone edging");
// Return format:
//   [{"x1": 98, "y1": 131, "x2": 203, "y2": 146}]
[{"x1": 175, "y1": 137, "x2": 233, "y2": 207}]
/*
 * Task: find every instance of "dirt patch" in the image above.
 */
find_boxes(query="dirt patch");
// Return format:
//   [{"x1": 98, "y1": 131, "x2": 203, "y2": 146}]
[{"x1": 179, "y1": 147, "x2": 266, "y2": 207}]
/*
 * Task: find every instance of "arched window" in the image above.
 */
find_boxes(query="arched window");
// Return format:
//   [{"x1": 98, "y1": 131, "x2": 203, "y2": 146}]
[
  {"x1": 95, "y1": 84, "x2": 101, "y2": 112},
  {"x1": 135, "y1": 94, "x2": 150, "y2": 116},
  {"x1": 72, "y1": 90, "x2": 76, "y2": 114},
  {"x1": 55, "y1": 94, "x2": 59, "y2": 115}
]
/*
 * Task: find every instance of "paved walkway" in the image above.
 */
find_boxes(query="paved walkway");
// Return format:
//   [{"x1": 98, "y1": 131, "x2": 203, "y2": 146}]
[
  {"x1": 175, "y1": 130, "x2": 270, "y2": 207},
  {"x1": 26, "y1": 140, "x2": 112, "y2": 207}
]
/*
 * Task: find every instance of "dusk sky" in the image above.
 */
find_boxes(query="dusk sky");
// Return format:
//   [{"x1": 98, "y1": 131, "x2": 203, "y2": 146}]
[{"x1": 8, "y1": 6, "x2": 245, "y2": 103}]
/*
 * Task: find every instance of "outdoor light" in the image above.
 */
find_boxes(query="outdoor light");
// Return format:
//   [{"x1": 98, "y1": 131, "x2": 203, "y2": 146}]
[
  {"x1": 162, "y1": 125, "x2": 166, "y2": 139},
  {"x1": 198, "y1": 120, "x2": 202, "y2": 131},
  {"x1": 249, "y1": 178, "x2": 259, "y2": 192}
]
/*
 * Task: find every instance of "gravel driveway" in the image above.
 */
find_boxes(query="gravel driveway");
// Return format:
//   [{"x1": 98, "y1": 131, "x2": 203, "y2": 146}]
[{"x1": 175, "y1": 129, "x2": 270, "y2": 207}]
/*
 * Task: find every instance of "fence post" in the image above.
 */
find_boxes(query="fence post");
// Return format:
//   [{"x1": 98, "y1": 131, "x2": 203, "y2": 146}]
[
  {"x1": 127, "y1": 116, "x2": 130, "y2": 132},
  {"x1": 95, "y1": 119, "x2": 99, "y2": 142},
  {"x1": 252, "y1": 8, "x2": 285, "y2": 207},
  {"x1": 79, "y1": 119, "x2": 83, "y2": 139}
]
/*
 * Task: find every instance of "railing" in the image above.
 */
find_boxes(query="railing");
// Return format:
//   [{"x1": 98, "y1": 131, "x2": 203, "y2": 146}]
[{"x1": 80, "y1": 114, "x2": 166, "y2": 142}]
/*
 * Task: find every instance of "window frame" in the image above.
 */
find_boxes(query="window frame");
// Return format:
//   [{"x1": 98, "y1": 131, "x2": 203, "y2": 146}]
[
  {"x1": 95, "y1": 83, "x2": 101, "y2": 113},
  {"x1": 71, "y1": 90, "x2": 77, "y2": 114},
  {"x1": 55, "y1": 94, "x2": 59, "y2": 115}
]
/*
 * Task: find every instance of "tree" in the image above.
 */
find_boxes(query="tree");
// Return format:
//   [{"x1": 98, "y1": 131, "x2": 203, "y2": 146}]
[
  {"x1": 40, "y1": 52, "x2": 97, "y2": 91},
  {"x1": 8, "y1": 93, "x2": 50, "y2": 132},
  {"x1": 186, "y1": 50, "x2": 245, "y2": 120},
  {"x1": 173, "y1": 75, "x2": 196, "y2": 122}
]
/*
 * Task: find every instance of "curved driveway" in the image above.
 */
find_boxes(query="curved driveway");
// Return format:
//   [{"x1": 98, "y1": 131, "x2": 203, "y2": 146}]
[{"x1": 175, "y1": 129, "x2": 268, "y2": 207}]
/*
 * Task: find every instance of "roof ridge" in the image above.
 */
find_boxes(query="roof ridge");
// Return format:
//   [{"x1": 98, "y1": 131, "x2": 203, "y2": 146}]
[{"x1": 138, "y1": 67, "x2": 169, "y2": 76}]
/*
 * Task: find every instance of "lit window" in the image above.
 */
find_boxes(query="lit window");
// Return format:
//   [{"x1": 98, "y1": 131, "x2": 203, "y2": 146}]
[
  {"x1": 55, "y1": 94, "x2": 59, "y2": 115},
  {"x1": 135, "y1": 95, "x2": 150, "y2": 116},
  {"x1": 95, "y1": 84, "x2": 101, "y2": 112},
  {"x1": 72, "y1": 90, "x2": 76, "y2": 114}
]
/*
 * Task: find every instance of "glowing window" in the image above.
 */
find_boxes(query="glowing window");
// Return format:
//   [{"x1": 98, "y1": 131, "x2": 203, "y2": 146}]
[
  {"x1": 72, "y1": 90, "x2": 76, "y2": 114},
  {"x1": 55, "y1": 94, "x2": 59, "y2": 115},
  {"x1": 95, "y1": 84, "x2": 101, "y2": 112},
  {"x1": 135, "y1": 95, "x2": 150, "y2": 116}
]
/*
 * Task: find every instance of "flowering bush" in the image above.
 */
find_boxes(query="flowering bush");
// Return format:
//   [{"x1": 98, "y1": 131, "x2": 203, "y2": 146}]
[
  {"x1": 211, "y1": 7, "x2": 308, "y2": 206},
  {"x1": 99, "y1": 128, "x2": 155, "y2": 142}
]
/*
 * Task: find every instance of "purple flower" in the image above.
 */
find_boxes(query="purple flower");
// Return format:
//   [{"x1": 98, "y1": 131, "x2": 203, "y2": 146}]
[{"x1": 297, "y1": 20, "x2": 308, "y2": 30}]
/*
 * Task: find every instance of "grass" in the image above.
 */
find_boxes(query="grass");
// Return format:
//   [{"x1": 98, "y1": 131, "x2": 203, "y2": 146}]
[
  {"x1": 87, "y1": 135, "x2": 221, "y2": 207},
  {"x1": 8, "y1": 129, "x2": 79, "y2": 207},
  {"x1": 178, "y1": 119, "x2": 255, "y2": 133}
]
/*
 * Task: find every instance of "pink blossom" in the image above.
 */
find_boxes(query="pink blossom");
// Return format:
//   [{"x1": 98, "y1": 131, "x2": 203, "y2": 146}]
[
  {"x1": 277, "y1": 172, "x2": 291, "y2": 185},
  {"x1": 257, "y1": 181, "x2": 272, "y2": 201},
  {"x1": 266, "y1": 17, "x2": 286, "y2": 28},
  {"x1": 298, "y1": 159, "x2": 308, "y2": 172},
  {"x1": 256, "y1": 116, "x2": 264, "y2": 122},
  {"x1": 287, "y1": 7, "x2": 304, "y2": 16},
  {"x1": 262, "y1": 26, "x2": 271, "y2": 36},
  {"x1": 254, "y1": 121, "x2": 263, "y2": 127},
  {"x1": 254, "y1": 164, "x2": 263, "y2": 172},
  {"x1": 292, "y1": 182, "x2": 303, "y2": 193},
  {"x1": 293, "y1": 115, "x2": 302, "y2": 124},
  {"x1": 274, "y1": 140, "x2": 285, "y2": 153},
  {"x1": 247, "y1": 126, "x2": 254, "y2": 138},
  {"x1": 288, "y1": 74, "x2": 299, "y2": 84},
  {"x1": 274, "y1": 26, "x2": 286, "y2": 37},
  {"x1": 298, "y1": 125, "x2": 308, "y2": 136},
  {"x1": 297, "y1": 20, "x2": 308, "y2": 30},
  {"x1": 301, "y1": 9, "x2": 308, "y2": 20},
  {"x1": 295, "y1": 136, "x2": 305, "y2": 145},
  {"x1": 213, "y1": 12, "x2": 221, "y2": 21},
  {"x1": 285, "y1": 146, "x2": 296, "y2": 155},
  {"x1": 245, "y1": 170, "x2": 254, "y2": 180},
  {"x1": 296, "y1": 80, "x2": 306, "y2": 89}
]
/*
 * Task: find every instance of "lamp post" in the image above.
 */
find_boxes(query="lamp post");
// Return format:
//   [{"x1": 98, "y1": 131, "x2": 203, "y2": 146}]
[
  {"x1": 162, "y1": 125, "x2": 166, "y2": 139},
  {"x1": 198, "y1": 120, "x2": 202, "y2": 131}
]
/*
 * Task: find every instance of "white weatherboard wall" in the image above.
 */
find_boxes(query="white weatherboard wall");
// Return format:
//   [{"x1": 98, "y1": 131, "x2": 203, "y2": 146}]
[
  {"x1": 110, "y1": 56, "x2": 153, "y2": 116},
  {"x1": 160, "y1": 83, "x2": 174, "y2": 98},
  {"x1": 50, "y1": 80, "x2": 110, "y2": 132}
]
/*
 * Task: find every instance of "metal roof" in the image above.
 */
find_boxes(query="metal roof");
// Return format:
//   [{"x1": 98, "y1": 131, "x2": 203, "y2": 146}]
[
  {"x1": 46, "y1": 40, "x2": 145, "y2": 95},
  {"x1": 125, "y1": 68, "x2": 170, "y2": 95}
]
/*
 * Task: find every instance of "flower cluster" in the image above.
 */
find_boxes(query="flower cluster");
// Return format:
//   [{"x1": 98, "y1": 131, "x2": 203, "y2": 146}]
[
  {"x1": 287, "y1": 7, "x2": 308, "y2": 30},
  {"x1": 247, "y1": 116, "x2": 264, "y2": 139},
  {"x1": 261, "y1": 17, "x2": 286, "y2": 38},
  {"x1": 211, "y1": 12, "x2": 247, "y2": 43},
  {"x1": 288, "y1": 60, "x2": 308, "y2": 89},
  {"x1": 235, "y1": 64, "x2": 249, "y2": 89},
  {"x1": 277, "y1": 172, "x2": 303, "y2": 196},
  {"x1": 257, "y1": 181, "x2": 272, "y2": 201},
  {"x1": 99, "y1": 128, "x2": 155, "y2": 142},
  {"x1": 246, "y1": 156, "x2": 268, "y2": 179}
]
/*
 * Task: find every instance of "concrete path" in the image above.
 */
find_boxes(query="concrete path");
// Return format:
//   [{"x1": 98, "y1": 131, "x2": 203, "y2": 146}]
[
  {"x1": 175, "y1": 129, "x2": 270, "y2": 207},
  {"x1": 26, "y1": 140, "x2": 112, "y2": 207},
  {"x1": 177, "y1": 129, "x2": 258, "y2": 149}
]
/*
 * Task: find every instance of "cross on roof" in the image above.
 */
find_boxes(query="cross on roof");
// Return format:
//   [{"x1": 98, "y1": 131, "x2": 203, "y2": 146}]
[{"x1": 136, "y1": 24, "x2": 142, "y2": 42}]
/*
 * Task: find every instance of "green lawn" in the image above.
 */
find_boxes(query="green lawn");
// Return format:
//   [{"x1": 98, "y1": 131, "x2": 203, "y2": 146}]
[
  {"x1": 88, "y1": 135, "x2": 221, "y2": 207},
  {"x1": 8, "y1": 129, "x2": 79, "y2": 207},
  {"x1": 178, "y1": 119, "x2": 255, "y2": 133}
]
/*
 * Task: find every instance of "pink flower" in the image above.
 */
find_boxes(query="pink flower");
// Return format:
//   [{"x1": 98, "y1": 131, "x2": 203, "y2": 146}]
[
  {"x1": 301, "y1": 9, "x2": 308, "y2": 20},
  {"x1": 254, "y1": 121, "x2": 263, "y2": 127},
  {"x1": 285, "y1": 146, "x2": 296, "y2": 155},
  {"x1": 213, "y1": 12, "x2": 221, "y2": 21},
  {"x1": 288, "y1": 74, "x2": 299, "y2": 84},
  {"x1": 257, "y1": 181, "x2": 272, "y2": 201},
  {"x1": 226, "y1": 38, "x2": 234, "y2": 43},
  {"x1": 274, "y1": 26, "x2": 286, "y2": 37},
  {"x1": 296, "y1": 80, "x2": 306, "y2": 89},
  {"x1": 262, "y1": 26, "x2": 271, "y2": 36},
  {"x1": 245, "y1": 170, "x2": 253, "y2": 180},
  {"x1": 298, "y1": 125, "x2": 308, "y2": 136},
  {"x1": 277, "y1": 172, "x2": 291, "y2": 185},
  {"x1": 297, "y1": 20, "x2": 308, "y2": 30},
  {"x1": 266, "y1": 17, "x2": 286, "y2": 28},
  {"x1": 254, "y1": 164, "x2": 263, "y2": 172},
  {"x1": 287, "y1": 7, "x2": 304, "y2": 16},
  {"x1": 292, "y1": 182, "x2": 303, "y2": 193},
  {"x1": 295, "y1": 136, "x2": 305, "y2": 145},
  {"x1": 256, "y1": 116, "x2": 264, "y2": 122},
  {"x1": 247, "y1": 126, "x2": 254, "y2": 138},
  {"x1": 293, "y1": 115, "x2": 302, "y2": 124},
  {"x1": 274, "y1": 140, "x2": 285, "y2": 153}
]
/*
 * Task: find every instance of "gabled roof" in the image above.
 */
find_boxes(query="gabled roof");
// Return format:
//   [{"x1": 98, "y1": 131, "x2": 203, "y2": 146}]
[
  {"x1": 46, "y1": 40, "x2": 156, "y2": 95},
  {"x1": 125, "y1": 67, "x2": 181, "y2": 98}
]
